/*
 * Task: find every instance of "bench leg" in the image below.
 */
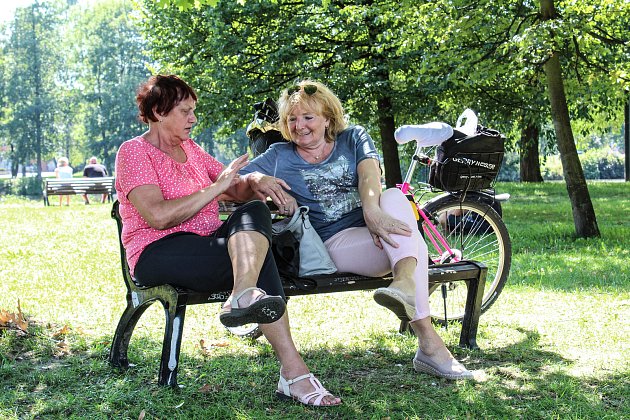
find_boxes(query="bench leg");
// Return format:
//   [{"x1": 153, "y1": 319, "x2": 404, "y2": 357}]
[
  {"x1": 109, "y1": 299, "x2": 154, "y2": 368},
  {"x1": 458, "y1": 265, "x2": 487, "y2": 349},
  {"x1": 158, "y1": 300, "x2": 187, "y2": 387}
]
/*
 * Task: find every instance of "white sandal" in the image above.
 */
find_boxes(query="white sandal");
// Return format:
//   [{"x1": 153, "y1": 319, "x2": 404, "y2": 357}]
[{"x1": 276, "y1": 372, "x2": 341, "y2": 407}]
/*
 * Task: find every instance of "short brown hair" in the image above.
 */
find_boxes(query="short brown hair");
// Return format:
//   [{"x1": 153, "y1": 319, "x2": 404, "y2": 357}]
[
  {"x1": 136, "y1": 75, "x2": 197, "y2": 124},
  {"x1": 277, "y1": 80, "x2": 346, "y2": 143}
]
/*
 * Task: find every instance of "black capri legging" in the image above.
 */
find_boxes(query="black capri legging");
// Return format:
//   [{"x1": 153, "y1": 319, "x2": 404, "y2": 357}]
[{"x1": 133, "y1": 200, "x2": 284, "y2": 298}]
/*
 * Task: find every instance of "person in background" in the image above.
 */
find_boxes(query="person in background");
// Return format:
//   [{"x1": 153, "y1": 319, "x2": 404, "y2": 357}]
[
  {"x1": 242, "y1": 80, "x2": 474, "y2": 381},
  {"x1": 82, "y1": 156, "x2": 109, "y2": 204},
  {"x1": 114, "y1": 74, "x2": 341, "y2": 407},
  {"x1": 54, "y1": 157, "x2": 73, "y2": 206}
]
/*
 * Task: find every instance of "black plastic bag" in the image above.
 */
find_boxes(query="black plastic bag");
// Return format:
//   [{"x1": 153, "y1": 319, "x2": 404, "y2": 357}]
[
  {"x1": 270, "y1": 229, "x2": 300, "y2": 279},
  {"x1": 429, "y1": 127, "x2": 505, "y2": 191}
]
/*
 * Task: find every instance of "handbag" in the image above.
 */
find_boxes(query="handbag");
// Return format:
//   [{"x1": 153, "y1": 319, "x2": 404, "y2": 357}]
[{"x1": 271, "y1": 206, "x2": 337, "y2": 277}]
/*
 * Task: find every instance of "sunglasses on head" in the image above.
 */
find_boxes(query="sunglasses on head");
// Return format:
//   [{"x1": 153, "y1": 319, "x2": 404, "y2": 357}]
[{"x1": 287, "y1": 84, "x2": 317, "y2": 96}]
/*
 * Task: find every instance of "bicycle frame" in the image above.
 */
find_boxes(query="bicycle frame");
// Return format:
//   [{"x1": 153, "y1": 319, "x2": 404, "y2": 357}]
[
  {"x1": 397, "y1": 143, "x2": 461, "y2": 263},
  {"x1": 397, "y1": 181, "x2": 461, "y2": 264}
]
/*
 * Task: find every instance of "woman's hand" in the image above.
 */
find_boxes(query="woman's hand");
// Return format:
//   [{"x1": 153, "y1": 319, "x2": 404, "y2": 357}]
[
  {"x1": 277, "y1": 195, "x2": 298, "y2": 216},
  {"x1": 215, "y1": 154, "x2": 250, "y2": 194},
  {"x1": 246, "y1": 173, "x2": 297, "y2": 215},
  {"x1": 363, "y1": 207, "x2": 412, "y2": 249}
]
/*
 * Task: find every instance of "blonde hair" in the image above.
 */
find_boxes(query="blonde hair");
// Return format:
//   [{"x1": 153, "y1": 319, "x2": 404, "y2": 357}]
[
  {"x1": 57, "y1": 157, "x2": 69, "y2": 167},
  {"x1": 277, "y1": 80, "x2": 347, "y2": 143}
]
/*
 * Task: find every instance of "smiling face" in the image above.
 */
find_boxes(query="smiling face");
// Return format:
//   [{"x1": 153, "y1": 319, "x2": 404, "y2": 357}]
[
  {"x1": 160, "y1": 97, "x2": 197, "y2": 142},
  {"x1": 287, "y1": 103, "x2": 329, "y2": 147}
]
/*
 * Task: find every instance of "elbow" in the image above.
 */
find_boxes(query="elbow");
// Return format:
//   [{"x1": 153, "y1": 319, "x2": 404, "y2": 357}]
[{"x1": 143, "y1": 209, "x2": 174, "y2": 230}]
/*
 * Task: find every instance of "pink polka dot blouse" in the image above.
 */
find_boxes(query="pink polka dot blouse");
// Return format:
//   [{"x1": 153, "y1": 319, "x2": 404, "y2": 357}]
[{"x1": 115, "y1": 136, "x2": 224, "y2": 274}]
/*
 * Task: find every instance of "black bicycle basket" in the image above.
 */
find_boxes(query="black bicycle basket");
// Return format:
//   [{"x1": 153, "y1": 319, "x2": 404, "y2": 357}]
[
  {"x1": 246, "y1": 98, "x2": 288, "y2": 157},
  {"x1": 428, "y1": 126, "x2": 505, "y2": 191}
]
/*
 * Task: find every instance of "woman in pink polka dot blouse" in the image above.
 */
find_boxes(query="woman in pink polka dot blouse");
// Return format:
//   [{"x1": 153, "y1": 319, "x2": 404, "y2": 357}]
[{"x1": 114, "y1": 75, "x2": 341, "y2": 407}]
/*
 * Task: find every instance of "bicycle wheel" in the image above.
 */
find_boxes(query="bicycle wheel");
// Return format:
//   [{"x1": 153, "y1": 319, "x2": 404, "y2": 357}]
[{"x1": 420, "y1": 195, "x2": 511, "y2": 323}]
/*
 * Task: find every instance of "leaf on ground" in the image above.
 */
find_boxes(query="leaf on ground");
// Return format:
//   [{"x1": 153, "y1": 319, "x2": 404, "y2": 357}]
[
  {"x1": 54, "y1": 341, "x2": 72, "y2": 357},
  {"x1": 138, "y1": 409, "x2": 146, "y2": 420},
  {"x1": 0, "y1": 299, "x2": 29, "y2": 332},
  {"x1": 198, "y1": 383, "x2": 221, "y2": 393},
  {"x1": 52, "y1": 325, "x2": 71, "y2": 339},
  {"x1": 198, "y1": 339, "x2": 230, "y2": 356}
]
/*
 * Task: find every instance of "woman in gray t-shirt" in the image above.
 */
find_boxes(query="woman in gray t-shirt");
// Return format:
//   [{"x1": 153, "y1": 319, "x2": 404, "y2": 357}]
[{"x1": 243, "y1": 80, "x2": 474, "y2": 382}]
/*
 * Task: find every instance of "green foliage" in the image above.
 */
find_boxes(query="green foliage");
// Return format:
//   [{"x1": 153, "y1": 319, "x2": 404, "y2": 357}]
[
  {"x1": 0, "y1": 0, "x2": 150, "y2": 175},
  {"x1": 137, "y1": 0, "x2": 629, "y2": 187},
  {"x1": 540, "y1": 149, "x2": 625, "y2": 181},
  {"x1": 138, "y1": 0, "x2": 455, "y2": 175},
  {"x1": 579, "y1": 148, "x2": 624, "y2": 179},
  {"x1": 0, "y1": 177, "x2": 42, "y2": 197},
  {"x1": 497, "y1": 152, "x2": 520, "y2": 182},
  {"x1": 542, "y1": 155, "x2": 565, "y2": 181},
  {"x1": 64, "y1": 0, "x2": 151, "y2": 170},
  {"x1": 1, "y1": 1, "x2": 64, "y2": 177},
  {"x1": 500, "y1": 147, "x2": 625, "y2": 181}
]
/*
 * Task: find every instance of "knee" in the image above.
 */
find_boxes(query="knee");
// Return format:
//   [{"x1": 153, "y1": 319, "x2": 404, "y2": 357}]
[
  {"x1": 381, "y1": 188, "x2": 417, "y2": 223},
  {"x1": 225, "y1": 200, "x2": 273, "y2": 241},
  {"x1": 241, "y1": 200, "x2": 272, "y2": 223},
  {"x1": 381, "y1": 187, "x2": 406, "y2": 203}
]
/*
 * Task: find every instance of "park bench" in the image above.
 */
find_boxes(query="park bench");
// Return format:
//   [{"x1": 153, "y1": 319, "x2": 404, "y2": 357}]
[
  {"x1": 109, "y1": 200, "x2": 487, "y2": 387},
  {"x1": 42, "y1": 177, "x2": 115, "y2": 206}
]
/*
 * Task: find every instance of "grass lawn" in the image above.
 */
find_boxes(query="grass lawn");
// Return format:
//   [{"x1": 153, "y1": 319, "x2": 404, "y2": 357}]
[{"x1": 0, "y1": 182, "x2": 628, "y2": 419}]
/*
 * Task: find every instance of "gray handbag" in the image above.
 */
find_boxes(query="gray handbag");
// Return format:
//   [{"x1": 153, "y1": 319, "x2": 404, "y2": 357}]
[{"x1": 271, "y1": 206, "x2": 337, "y2": 277}]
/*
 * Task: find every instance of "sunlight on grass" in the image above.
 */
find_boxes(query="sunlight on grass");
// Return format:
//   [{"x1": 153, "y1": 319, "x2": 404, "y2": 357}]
[{"x1": 1, "y1": 182, "x2": 628, "y2": 418}]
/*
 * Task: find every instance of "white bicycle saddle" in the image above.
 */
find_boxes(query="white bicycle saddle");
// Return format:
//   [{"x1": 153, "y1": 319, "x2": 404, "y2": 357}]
[{"x1": 394, "y1": 122, "x2": 453, "y2": 147}]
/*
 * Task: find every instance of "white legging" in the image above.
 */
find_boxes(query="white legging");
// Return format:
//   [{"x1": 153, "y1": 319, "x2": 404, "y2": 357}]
[{"x1": 324, "y1": 188, "x2": 430, "y2": 321}]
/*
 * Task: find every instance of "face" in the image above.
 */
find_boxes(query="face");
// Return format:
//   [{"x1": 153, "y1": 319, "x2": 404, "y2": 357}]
[
  {"x1": 287, "y1": 103, "x2": 329, "y2": 146},
  {"x1": 160, "y1": 97, "x2": 197, "y2": 141}
]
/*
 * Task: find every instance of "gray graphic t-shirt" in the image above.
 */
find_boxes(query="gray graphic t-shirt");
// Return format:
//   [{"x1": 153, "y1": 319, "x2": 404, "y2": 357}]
[{"x1": 240, "y1": 125, "x2": 380, "y2": 241}]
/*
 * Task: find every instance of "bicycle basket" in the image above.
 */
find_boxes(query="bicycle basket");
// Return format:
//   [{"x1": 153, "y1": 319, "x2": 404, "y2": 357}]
[
  {"x1": 428, "y1": 126, "x2": 505, "y2": 191},
  {"x1": 246, "y1": 98, "x2": 288, "y2": 157}
]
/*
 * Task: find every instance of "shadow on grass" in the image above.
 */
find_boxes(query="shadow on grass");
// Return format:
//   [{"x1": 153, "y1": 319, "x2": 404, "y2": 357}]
[{"x1": 1, "y1": 328, "x2": 627, "y2": 419}]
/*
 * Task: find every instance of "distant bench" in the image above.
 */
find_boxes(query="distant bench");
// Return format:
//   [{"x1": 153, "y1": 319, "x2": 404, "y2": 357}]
[
  {"x1": 109, "y1": 200, "x2": 487, "y2": 387},
  {"x1": 43, "y1": 177, "x2": 115, "y2": 206}
]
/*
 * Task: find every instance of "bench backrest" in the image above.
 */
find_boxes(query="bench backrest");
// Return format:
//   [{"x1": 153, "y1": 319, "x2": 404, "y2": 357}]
[{"x1": 44, "y1": 177, "x2": 115, "y2": 194}]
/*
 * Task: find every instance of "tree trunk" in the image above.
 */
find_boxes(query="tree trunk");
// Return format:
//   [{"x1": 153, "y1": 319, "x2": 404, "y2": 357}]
[
  {"x1": 540, "y1": 0, "x2": 599, "y2": 238},
  {"x1": 625, "y1": 93, "x2": 629, "y2": 182},
  {"x1": 31, "y1": 5, "x2": 43, "y2": 182},
  {"x1": 377, "y1": 96, "x2": 402, "y2": 188},
  {"x1": 519, "y1": 122, "x2": 543, "y2": 182}
]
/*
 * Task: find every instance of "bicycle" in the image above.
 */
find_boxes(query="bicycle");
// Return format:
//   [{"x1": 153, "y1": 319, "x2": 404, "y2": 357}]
[
  {"x1": 237, "y1": 103, "x2": 511, "y2": 334},
  {"x1": 393, "y1": 112, "x2": 511, "y2": 323}
]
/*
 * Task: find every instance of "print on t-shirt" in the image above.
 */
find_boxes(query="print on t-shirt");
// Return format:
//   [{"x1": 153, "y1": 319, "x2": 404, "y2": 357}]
[{"x1": 301, "y1": 155, "x2": 361, "y2": 222}]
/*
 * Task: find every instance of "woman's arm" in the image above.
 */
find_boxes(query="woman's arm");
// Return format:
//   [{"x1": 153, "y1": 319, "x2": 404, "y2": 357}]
[
  {"x1": 128, "y1": 154, "x2": 249, "y2": 230},
  {"x1": 358, "y1": 158, "x2": 411, "y2": 248},
  {"x1": 221, "y1": 170, "x2": 296, "y2": 215}
]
